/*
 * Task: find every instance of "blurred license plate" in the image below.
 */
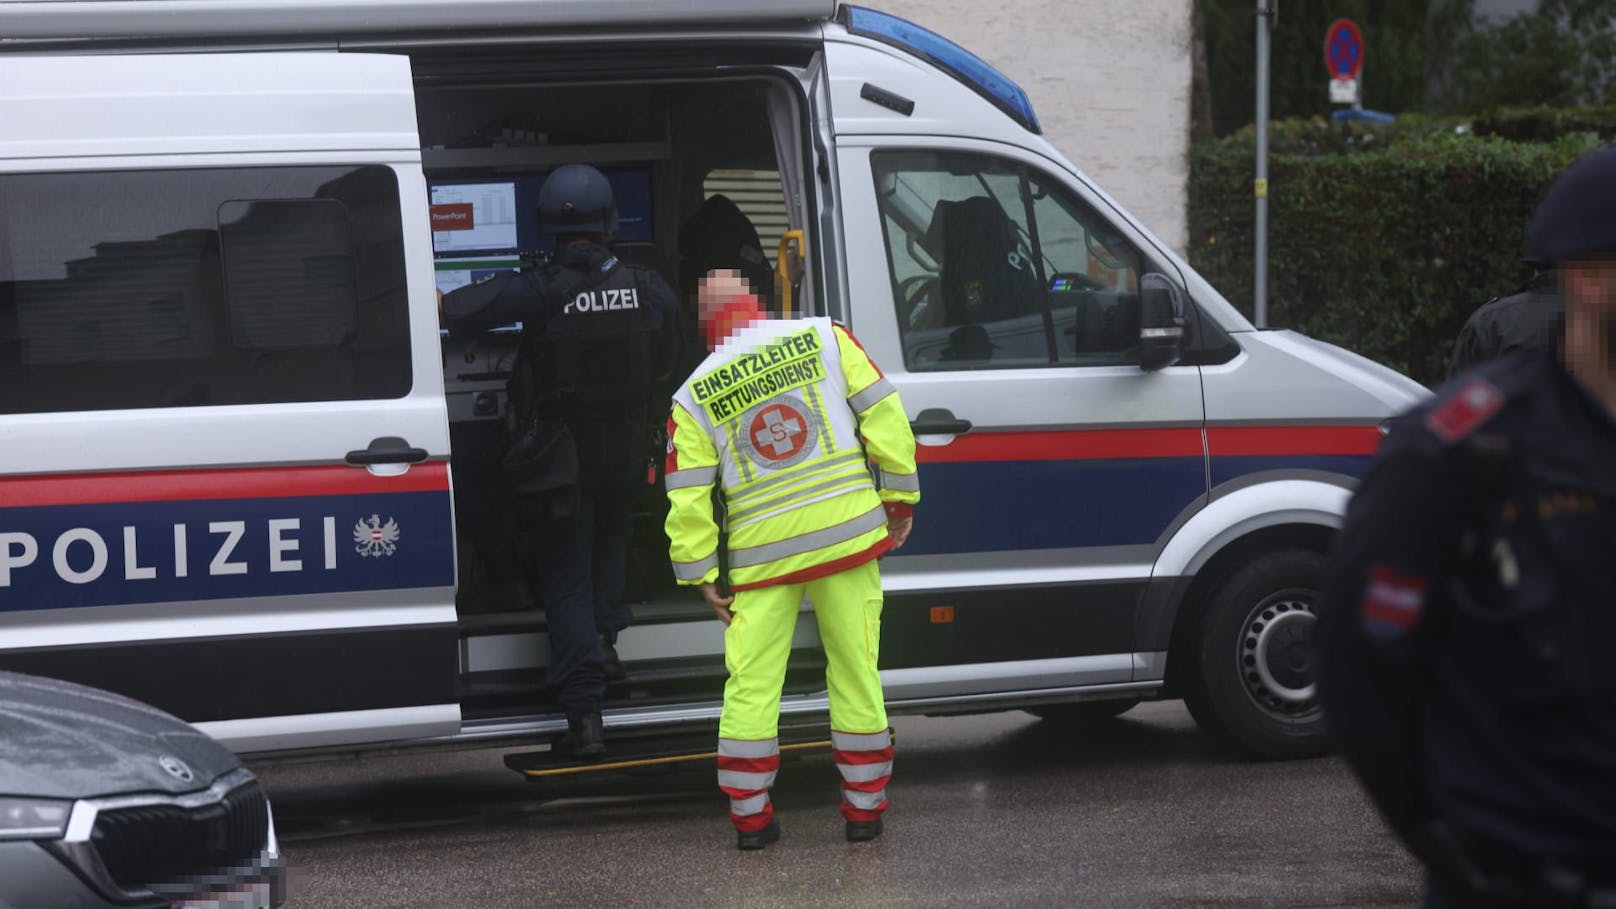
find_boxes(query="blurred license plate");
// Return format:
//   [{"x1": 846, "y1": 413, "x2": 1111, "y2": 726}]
[{"x1": 173, "y1": 883, "x2": 271, "y2": 909}]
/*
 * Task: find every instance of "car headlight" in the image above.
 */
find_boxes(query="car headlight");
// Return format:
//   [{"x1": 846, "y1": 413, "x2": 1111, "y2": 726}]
[{"x1": 0, "y1": 797, "x2": 71, "y2": 840}]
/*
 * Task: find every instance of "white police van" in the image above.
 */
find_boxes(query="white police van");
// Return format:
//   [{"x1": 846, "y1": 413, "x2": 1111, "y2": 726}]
[{"x1": 0, "y1": 1, "x2": 1424, "y2": 760}]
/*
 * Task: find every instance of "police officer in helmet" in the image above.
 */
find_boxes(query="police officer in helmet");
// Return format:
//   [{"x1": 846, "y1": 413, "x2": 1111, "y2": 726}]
[
  {"x1": 1318, "y1": 144, "x2": 1616, "y2": 907},
  {"x1": 444, "y1": 164, "x2": 681, "y2": 757}
]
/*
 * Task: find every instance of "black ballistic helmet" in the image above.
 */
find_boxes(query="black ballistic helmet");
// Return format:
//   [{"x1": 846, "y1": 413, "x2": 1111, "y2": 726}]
[
  {"x1": 537, "y1": 164, "x2": 618, "y2": 237},
  {"x1": 1526, "y1": 144, "x2": 1616, "y2": 265}
]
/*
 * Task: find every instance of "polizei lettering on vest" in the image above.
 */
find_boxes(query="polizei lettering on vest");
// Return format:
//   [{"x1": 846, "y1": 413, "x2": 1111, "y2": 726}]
[
  {"x1": 691, "y1": 329, "x2": 823, "y2": 404},
  {"x1": 0, "y1": 519, "x2": 342, "y2": 588},
  {"x1": 563, "y1": 286, "x2": 640, "y2": 315}
]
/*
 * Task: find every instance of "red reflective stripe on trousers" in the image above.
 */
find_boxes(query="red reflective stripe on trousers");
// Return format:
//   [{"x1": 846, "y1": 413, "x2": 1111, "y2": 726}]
[
  {"x1": 841, "y1": 777, "x2": 890, "y2": 794},
  {"x1": 832, "y1": 747, "x2": 894, "y2": 766},
  {"x1": 732, "y1": 802, "x2": 775, "y2": 833},
  {"x1": 717, "y1": 755, "x2": 781, "y2": 774},
  {"x1": 840, "y1": 799, "x2": 887, "y2": 824}
]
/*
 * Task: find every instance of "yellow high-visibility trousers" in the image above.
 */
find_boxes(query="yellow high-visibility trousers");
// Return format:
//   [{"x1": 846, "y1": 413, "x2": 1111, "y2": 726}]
[{"x1": 718, "y1": 558, "x2": 887, "y2": 741}]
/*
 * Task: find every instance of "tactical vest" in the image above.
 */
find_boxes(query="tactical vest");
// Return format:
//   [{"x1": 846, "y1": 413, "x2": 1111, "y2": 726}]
[{"x1": 510, "y1": 247, "x2": 662, "y2": 478}]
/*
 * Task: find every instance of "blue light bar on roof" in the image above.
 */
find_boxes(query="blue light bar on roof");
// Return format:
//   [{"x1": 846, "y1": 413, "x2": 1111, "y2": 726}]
[{"x1": 838, "y1": 5, "x2": 1041, "y2": 135}]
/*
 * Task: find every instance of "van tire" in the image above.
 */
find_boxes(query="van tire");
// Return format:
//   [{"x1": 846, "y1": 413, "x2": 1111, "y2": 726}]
[
  {"x1": 1182, "y1": 549, "x2": 1330, "y2": 760},
  {"x1": 1026, "y1": 698, "x2": 1141, "y2": 724}
]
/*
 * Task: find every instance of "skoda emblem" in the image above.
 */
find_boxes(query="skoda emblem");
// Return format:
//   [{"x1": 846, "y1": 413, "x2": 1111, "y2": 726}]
[{"x1": 158, "y1": 755, "x2": 195, "y2": 784}]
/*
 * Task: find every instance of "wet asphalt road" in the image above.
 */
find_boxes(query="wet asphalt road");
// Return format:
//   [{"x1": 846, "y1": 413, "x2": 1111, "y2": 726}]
[{"x1": 252, "y1": 703, "x2": 1422, "y2": 908}]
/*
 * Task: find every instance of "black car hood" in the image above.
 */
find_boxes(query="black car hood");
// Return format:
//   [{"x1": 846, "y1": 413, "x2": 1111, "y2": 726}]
[{"x1": 0, "y1": 671, "x2": 239, "y2": 801}]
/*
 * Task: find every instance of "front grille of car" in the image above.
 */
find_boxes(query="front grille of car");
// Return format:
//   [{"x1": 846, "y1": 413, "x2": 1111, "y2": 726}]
[{"x1": 89, "y1": 780, "x2": 269, "y2": 891}]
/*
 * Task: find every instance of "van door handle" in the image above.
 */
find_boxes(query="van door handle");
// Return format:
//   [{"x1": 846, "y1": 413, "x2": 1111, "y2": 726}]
[
  {"x1": 909, "y1": 409, "x2": 972, "y2": 436},
  {"x1": 346, "y1": 437, "x2": 429, "y2": 466}
]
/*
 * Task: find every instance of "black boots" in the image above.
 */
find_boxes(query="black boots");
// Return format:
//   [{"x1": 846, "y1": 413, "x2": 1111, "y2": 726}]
[
  {"x1": 736, "y1": 819, "x2": 782, "y2": 851},
  {"x1": 845, "y1": 818, "x2": 883, "y2": 843},
  {"x1": 554, "y1": 712, "x2": 605, "y2": 760},
  {"x1": 734, "y1": 818, "x2": 882, "y2": 849}
]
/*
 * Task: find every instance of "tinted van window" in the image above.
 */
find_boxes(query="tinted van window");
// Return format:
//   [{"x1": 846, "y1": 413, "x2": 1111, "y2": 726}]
[{"x1": 0, "y1": 165, "x2": 410, "y2": 415}]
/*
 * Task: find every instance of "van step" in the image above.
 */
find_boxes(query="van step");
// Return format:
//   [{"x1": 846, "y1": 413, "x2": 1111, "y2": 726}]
[{"x1": 503, "y1": 723, "x2": 855, "y2": 779}]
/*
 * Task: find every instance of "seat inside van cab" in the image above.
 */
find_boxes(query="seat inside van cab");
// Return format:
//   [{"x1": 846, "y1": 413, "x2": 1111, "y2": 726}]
[{"x1": 924, "y1": 196, "x2": 1043, "y2": 330}]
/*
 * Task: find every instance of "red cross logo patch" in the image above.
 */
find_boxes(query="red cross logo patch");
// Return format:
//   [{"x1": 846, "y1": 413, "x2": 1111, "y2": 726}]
[{"x1": 742, "y1": 398, "x2": 818, "y2": 469}]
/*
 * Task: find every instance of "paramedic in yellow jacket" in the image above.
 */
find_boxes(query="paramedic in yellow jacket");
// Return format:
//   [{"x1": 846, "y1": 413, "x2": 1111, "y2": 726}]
[{"x1": 665, "y1": 269, "x2": 919, "y2": 850}]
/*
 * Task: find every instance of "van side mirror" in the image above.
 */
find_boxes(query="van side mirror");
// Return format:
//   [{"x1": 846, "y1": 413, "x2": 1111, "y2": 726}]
[{"x1": 1138, "y1": 273, "x2": 1186, "y2": 371}]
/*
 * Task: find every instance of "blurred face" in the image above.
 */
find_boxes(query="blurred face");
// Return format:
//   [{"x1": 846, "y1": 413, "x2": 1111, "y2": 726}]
[
  {"x1": 1561, "y1": 260, "x2": 1616, "y2": 383},
  {"x1": 696, "y1": 268, "x2": 754, "y2": 322}
]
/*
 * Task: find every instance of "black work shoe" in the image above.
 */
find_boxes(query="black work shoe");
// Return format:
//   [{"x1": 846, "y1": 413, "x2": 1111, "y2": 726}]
[
  {"x1": 601, "y1": 638, "x2": 628, "y2": 683},
  {"x1": 554, "y1": 713, "x2": 605, "y2": 760},
  {"x1": 845, "y1": 818, "x2": 883, "y2": 843},
  {"x1": 736, "y1": 819, "x2": 782, "y2": 851}
]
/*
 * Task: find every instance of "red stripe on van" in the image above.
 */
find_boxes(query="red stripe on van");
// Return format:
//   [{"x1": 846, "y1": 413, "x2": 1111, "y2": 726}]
[
  {"x1": 1207, "y1": 425, "x2": 1383, "y2": 457},
  {"x1": 0, "y1": 462, "x2": 450, "y2": 508},
  {"x1": 914, "y1": 427, "x2": 1203, "y2": 464},
  {"x1": 913, "y1": 425, "x2": 1381, "y2": 464}
]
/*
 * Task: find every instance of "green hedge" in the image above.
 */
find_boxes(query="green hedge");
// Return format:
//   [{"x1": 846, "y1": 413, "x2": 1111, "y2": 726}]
[
  {"x1": 1187, "y1": 129, "x2": 1600, "y2": 385},
  {"x1": 1211, "y1": 106, "x2": 1616, "y2": 158}
]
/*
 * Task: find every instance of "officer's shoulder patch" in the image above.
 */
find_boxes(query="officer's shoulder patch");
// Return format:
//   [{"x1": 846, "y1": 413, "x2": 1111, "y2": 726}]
[
  {"x1": 1425, "y1": 378, "x2": 1505, "y2": 443},
  {"x1": 1361, "y1": 564, "x2": 1427, "y2": 639}
]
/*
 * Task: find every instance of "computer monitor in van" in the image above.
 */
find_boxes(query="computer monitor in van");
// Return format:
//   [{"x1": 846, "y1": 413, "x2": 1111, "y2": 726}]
[
  {"x1": 429, "y1": 168, "x2": 652, "y2": 257},
  {"x1": 429, "y1": 168, "x2": 653, "y2": 331}
]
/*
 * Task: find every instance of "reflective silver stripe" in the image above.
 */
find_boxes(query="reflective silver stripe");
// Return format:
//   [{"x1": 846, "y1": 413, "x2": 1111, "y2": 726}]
[
  {"x1": 880, "y1": 471, "x2": 919, "y2": 494},
  {"x1": 834, "y1": 760, "x2": 893, "y2": 784},
  {"x1": 1140, "y1": 327, "x2": 1183, "y2": 339},
  {"x1": 730, "y1": 793, "x2": 771, "y2": 816},
  {"x1": 727, "y1": 451, "x2": 867, "y2": 504},
  {"x1": 831, "y1": 729, "x2": 891, "y2": 751},
  {"x1": 841, "y1": 788, "x2": 887, "y2": 811},
  {"x1": 718, "y1": 737, "x2": 780, "y2": 759},
  {"x1": 717, "y1": 769, "x2": 778, "y2": 791},
  {"x1": 729, "y1": 462, "x2": 872, "y2": 515},
  {"x1": 672, "y1": 553, "x2": 719, "y2": 582},
  {"x1": 729, "y1": 504, "x2": 887, "y2": 569},
  {"x1": 665, "y1": 466, "x2": 717, "y2": 491},
  {"x1": 848, "y1": 377, "x2": 896, "y2": 413},
  {"x1": 726, "y1": 470, "x2": 874, "y2": 525}
]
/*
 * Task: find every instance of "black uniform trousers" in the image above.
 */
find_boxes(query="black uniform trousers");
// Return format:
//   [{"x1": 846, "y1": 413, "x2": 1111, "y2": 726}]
[{"x1": 526, "y1": 464, "x2": 638, "y2": 717}]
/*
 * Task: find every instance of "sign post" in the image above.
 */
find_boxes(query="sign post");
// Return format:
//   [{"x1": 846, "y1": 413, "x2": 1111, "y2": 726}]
[
  {"x1": 1324, "y1": 18, "x2": 1364, "y2": 110},
  {"x1": 1254, "y1": 0, "x2": 1275, "y2": 329}
]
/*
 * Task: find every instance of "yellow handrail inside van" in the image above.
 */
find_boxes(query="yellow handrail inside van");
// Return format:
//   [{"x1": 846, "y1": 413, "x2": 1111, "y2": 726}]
[{"x1": 776, "y1": 229, "x2": 806, "y2": 319}]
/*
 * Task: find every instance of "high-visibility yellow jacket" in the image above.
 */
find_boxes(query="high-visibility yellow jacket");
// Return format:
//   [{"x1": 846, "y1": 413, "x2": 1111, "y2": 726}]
[{"x1": 665, "y1": 317, "x2": 919, "y2": 591}]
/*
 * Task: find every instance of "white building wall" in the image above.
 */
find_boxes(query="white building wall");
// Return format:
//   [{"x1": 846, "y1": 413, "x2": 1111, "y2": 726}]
[{"x1": 871, "y1": 1, "x2": 1194, "y2": 252}]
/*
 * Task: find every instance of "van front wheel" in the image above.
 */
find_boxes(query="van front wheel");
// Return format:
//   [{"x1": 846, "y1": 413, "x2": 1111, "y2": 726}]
[{"x1": 1182, "y1": 549, "x2": 1330, "y2": 759}]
